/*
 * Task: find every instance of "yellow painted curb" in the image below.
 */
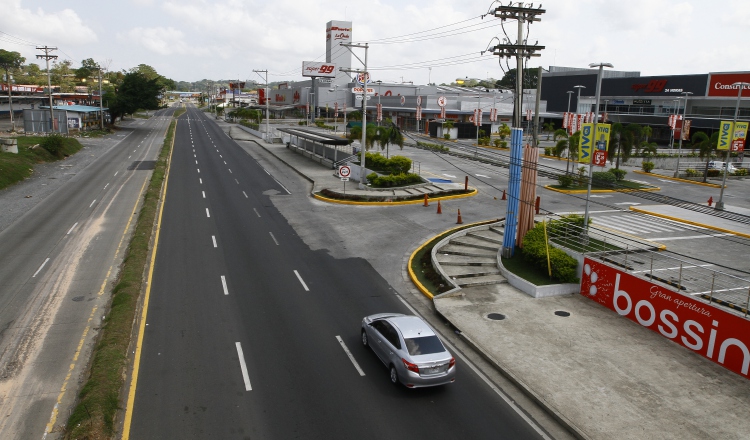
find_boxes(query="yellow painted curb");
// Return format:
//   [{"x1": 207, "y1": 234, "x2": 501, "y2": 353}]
[
  {"x1": 543, "y1": 184, "x2": 661, "y2": 194},
  {"x1": 312, "y1": 188, "x2": 478, "y2": 205},
  {"x1": 632, "y1": 170, "x2": 724, "y2": 188},
  {"x1": 629, "y1": 206, "x2": 750, "y2": 239},
  {"x1": 407, "y1": 219, "x2": 501, "y2": 300}
]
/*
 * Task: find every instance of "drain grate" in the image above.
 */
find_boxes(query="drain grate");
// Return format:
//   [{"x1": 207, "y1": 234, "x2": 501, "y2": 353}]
[
  {"x1": 487, "y1": 313, "x2": 506, "y2": 320},
  {"x1": 554, "y1": 311, "x2": 570, "y2": 317}
]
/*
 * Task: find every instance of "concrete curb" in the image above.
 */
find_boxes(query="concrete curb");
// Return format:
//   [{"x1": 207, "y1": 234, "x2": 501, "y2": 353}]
[
  {"x1": 543, "y1": 184, "x2": 661, "y2": 194},
  {"x1": 312, "y1": 188, "x2": 478, "y2": 205},
  {"x1": 248, "y1": 139, "x2": 316, "y2": 185},
  {"x1": 431, "y1": 306, "x2": 590, "y2": 440},
  {"x1": 629, "y1": 206, "x2": 750, "y2": 239},
  {"x1": 632, "y1": 170, "x2": 724, "y2": 188}
]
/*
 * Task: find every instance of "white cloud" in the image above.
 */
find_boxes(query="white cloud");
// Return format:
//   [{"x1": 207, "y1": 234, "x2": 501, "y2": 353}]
[
  {"x1": 117, "y1": 26, "x2": 212, "y2": 56},
  {"x1": 0, "y1": 0, "x2": 97, "y2": 46}
]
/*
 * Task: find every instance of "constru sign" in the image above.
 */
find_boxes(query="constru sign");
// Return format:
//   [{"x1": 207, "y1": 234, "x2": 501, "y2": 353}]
[{"x1": 580, "y1": 258, "x2": 750, "y2": 379}]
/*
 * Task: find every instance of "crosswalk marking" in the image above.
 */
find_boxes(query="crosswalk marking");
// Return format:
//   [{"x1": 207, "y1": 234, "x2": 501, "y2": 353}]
[{"x1": 591, "y1": 214, "x2": 701, "y2": 236}]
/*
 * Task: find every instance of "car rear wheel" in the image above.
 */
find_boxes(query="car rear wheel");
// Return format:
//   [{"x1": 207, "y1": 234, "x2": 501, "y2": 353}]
[
  {"x1": 389, "y1": 365, "x2": 399, "y2": 385},
  {"x1": 361, "y1": 330, "x2": 368, "y2": 347}
]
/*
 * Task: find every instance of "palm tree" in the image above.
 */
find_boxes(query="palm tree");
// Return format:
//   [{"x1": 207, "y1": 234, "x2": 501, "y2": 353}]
[
  {"x1": 641, "y1": 141, "x2": 658, "y2": 159},
  {"x1": 625, "y1": 124, "x2": 643, "y2": 156},
  {"x1": 543, "y1": 122, "x2": 555, "y2": 140},
  {"x1": 610, "y1": 122, "x2": 623, "y2": 169},
  {"x1": 553, "y1": 129, "x2": 580, "y2": 174},
  {"x1": 642, "y1": 125, "x2": 653, "y2": 143},
  {"x1": 348, "y1": 123, "x2": 378, "y2": 151},
  {"x1": 692, "y1": 131, "x2": 719, "y2": 183},
  {"x1": 376, "y1": 119, "x2": 404, "y2": 158}
]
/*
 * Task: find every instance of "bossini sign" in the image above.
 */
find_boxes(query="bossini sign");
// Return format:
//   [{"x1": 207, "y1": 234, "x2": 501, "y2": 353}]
[{"x1": 581, "y1": 257, "x2": 750, "y2": 379}]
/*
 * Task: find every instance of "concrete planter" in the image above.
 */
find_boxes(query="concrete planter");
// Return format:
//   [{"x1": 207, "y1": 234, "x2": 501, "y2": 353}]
[{"x1": 496, "y1": 254, "x2": 580, "y2": 298}]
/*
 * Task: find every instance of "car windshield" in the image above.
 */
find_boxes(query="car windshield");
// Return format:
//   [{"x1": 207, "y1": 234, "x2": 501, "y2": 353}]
[{"x1": 405, "y1": 336, "x2": 445, "y2": 355}]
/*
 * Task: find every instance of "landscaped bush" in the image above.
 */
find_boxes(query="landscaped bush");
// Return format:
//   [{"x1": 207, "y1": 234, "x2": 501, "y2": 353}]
[
  {"x1": 707, "y1": 169, "x2": 720, "y2": 177},
  {"x1": 685, "y1": 168, "x2": 698, "y2": 177},
  {"x1": 494, "y1": 139, "x2": 503, "y2": 148},
  {"x1": 546, "y1": 214, "x2": 589, "y2": 237},
  {"x1": 608, "y1": 168, "x2": 627, "y2": 181},
  {"x1": 41, "y1": 134, "x2": 66, "y2": 158},
  {"x1": 416, "y1": 141, "x2": 449, "y2": 152},
  {"x1": 592, "y1": 171, "x2": 616, "y2": 187},
  {"x1": 544, "y1": 147, "x2": 553, "y2": 156},
  {"x1": 369, "y1": 173, "x2": 423, "y2": 188},
  {"x1": 557, "y1": 174, "x2": 574, "y2": 187},
  {"x1": 733, "y1": 168, "x2": 748, "y2": 176},
  {"x1": 444, "y1": 134, "x2": 451, "y2": 140},
  {"x1": 641, "y1": 161, "x2": 655, "y2": 173},
  {"x1": 364, "y1": 153, "x2": 411, "y2": 174},
  {"x1": 521, "y1": 221, "x2": 579, "y2": 283}
]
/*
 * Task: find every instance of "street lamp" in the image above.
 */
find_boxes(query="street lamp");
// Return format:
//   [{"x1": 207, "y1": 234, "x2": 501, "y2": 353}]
[
  {"x1": 573, "y1": 85, "x2": 586, "y2": 115},
  {"x1": 329, "y1": 84, "x2": 348, "y2": 134},
  {"x1": 673, "y1": 91, "x2": 693, "y2": 177},
  {"x1": 716, "y1": 82, "x2": 750, "y2": 210},
  {"x1": 582, "y1": 63, "x2": 613, "y2": 237},
  {"x1": 566, "y1": 91, "x2": 574, "y2": 113}
]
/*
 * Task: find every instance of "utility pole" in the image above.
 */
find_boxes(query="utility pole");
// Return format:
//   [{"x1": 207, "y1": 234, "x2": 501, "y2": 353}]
[
  {"x1": 340, "y1": 42, "x2": 370, "y2": 189},
  {"x1": 253, "y1": 70, "x2": 269, "y2": 142},
  {"x1": 533, "y1": 66, "x2": 542, "y2": 147},
  {"x1": 486, "y1": 3, "x2": 545, "y2": 129},
  {"x1": 36, "y1": 46, "x2": 58, "y2": 133},
  {"x1": 98, "y1": 66, "x2": 105, "y2": 130}
]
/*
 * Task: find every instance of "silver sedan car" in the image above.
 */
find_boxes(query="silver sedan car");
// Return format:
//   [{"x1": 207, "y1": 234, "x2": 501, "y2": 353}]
[{"x1": 361, "y1": 313, "x2": 456, "y2": 388}]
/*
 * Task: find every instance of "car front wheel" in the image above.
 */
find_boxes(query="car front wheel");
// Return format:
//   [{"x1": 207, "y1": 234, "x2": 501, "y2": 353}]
[
  {"x1": 361, "y1": 330, "x2": 368, "y2": 347},
  {"x1": 389, "y1": 365, "x2": 399, "y2": 385}
]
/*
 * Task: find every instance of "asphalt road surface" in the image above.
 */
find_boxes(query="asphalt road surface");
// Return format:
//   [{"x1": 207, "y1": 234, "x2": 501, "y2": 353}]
[
  {"x1": 126, "y1": 107, "x2": 547, "y2": 439},
  {"x1": 0, "y1": 109, "x2": 174, "y2": 439}
]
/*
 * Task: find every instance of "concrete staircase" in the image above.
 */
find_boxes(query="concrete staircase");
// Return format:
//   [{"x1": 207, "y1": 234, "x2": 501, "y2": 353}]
[{"x1": 433, "y1": 223, "x2": 507, "y2": 288}]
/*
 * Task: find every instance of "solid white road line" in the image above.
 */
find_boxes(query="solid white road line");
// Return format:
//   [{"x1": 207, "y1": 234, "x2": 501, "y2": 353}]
[
  {"x1": 294, "y1": 270, "x2": 309, "y2": 291},
  {"x1": 235, "y1": 342, "x2": 252, "y2": 391},
  {"x1": 89, "y1": 200, "x2": 96, "y2": 208},
  {"x1": 206, "y1": 208, "x2": 210, "y2": 218},
  {"x1": 243, "y1": 191, "x2": 248, "y2": 198},
  {"x1": 443, "y1": 174, "x2": 456, "y2": 178},
  {"x1": 253, "y1": 208, "x2": 260, "y2": 217},
  {"x1": 221, "y1": 275, "x2": 229, "y2": 295},
  {"x1": 336, "y1": 336, "x2": 365, "y2": 376},
  {"x1": 476, "y1": 174, "x2": 490, "y2": 178},
  {"x1": 269, "y1": 232, "x2": 279, "y2": 245},
  {"x1": 649, "y1": 233, "x2": 733, "y2": 241},
  {"x1": 212, "y1": 236, "x2": 217, "y2": 248},
  {"x1": 202, "y1": 191, "x2": 206, "y2": 198},
  {"x1": 32, "y1": 258, "x2": 50, "y2": 278},
  {"x1": 66, "y1": 222, "x2": 78, "y2": 235},
  {"x1": 273, "y1": 178, "x2": 291, "y2": 194}
]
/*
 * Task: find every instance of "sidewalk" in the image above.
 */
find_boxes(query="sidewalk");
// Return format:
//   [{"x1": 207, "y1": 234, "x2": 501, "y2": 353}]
[{"x1": 226, "y1": 122, "x2": 750, "y2": 440}]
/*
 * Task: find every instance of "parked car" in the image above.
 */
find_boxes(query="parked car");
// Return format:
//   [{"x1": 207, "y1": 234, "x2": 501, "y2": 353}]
[
  {"x1": 708, "y1": 161, "x2": 738, "y2": 174},
  {"x1": 361, "y1": 313, "x2": 456, "y2": 388}
]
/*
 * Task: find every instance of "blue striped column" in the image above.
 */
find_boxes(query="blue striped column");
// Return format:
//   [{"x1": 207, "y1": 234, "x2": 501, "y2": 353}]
[{"x1": 502, "y1": 128, "x2": 524, "y2": 258}]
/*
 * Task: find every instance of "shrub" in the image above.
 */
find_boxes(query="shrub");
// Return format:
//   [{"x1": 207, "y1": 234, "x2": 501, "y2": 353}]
[
  {"x1": 500, "y1": 141, "x2": 508, "y2": 148},
  {"x1": 544, "y1": 147, "x2": 553, "y2": 156},
  {"x1": 366, "y1": 172, "x2": 378, "y2": 182},
  {"x1": 494, "y1": 139, "x2": 502, "y2": 148},
  {"x1": 557, "y1": 174, "x2": 574, "y2": 188},
  {"x1": 416, "y1": 141, "x2": 449, "y2": 152},
  {"x1": 592, "y1": 171, "x2": 616, "y2": 187},
  {"x1": 521, "y1": 221, "x2": 579, "y2": 283},
  {"x1": 369, "y1": 173, "x2": 423, "y2": 188},
  {"x1": 41, "y1": 134, "x2": 66, "y2": 158},
  {"x1": 364, "y1": 153, "x2": 412, "y2": 174},
  {"x1": 298, "y1": 120, "x2": 306, "y2": 126},
  {"x1": 641, "y1": 161, "x2": 655, "y2": 173},
  {"x1": 444, "y1": 134, "x2": 451, "y2": 140},
  {"x1": 608, "y1": 168, "x2": 627, "y2": 181},
  {"x1": 685, "y1": 168, "x2": 698, "y2": 177},
  {"x1": 733, "y1": 168, "x2": 748, "y2": 176},
  {"x1": 707, "y1": 169, "x2": 720, "y2": 177}
]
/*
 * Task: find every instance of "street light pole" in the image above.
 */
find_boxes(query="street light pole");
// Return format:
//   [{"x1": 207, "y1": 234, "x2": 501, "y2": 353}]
[
  {"x1": 673, "y1": 91, "x2": 693, "y2": 177},
  {"x1": 583, "y1": 63, "x2": 613, "y2": 236},
  {"x1": 573, "y1": 85, "x2": 585, "y2": 116},
  {"x1": 566, "y1": 91, "x2": 574, "y2": 113},
  {"x1": 716, "y1": 82, "x2": 749, "y2": 210}
]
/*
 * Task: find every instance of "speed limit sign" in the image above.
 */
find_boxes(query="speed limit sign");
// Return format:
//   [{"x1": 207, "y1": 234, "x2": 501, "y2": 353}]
[{"x1": 339, "y1": 165, "x2": 351, "y2": 178}]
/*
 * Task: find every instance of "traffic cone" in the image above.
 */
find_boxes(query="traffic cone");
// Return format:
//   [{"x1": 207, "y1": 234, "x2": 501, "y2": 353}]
[
  {"x1": 456, "y1": 209, "x2": 463, "y2": 224},
  {"x1": 437, "y1": 200, "x2": 442, "y2": 214},
  {"x1": 423, "y1": 194, "x2": 429, "y2": 207},
  {"x1": 501, "y1": 189, "x2": 507, "y2": 200}
]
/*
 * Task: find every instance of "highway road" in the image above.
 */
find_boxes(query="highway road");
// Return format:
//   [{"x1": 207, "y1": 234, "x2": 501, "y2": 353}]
[
  {"x1": 0, "y1": 109, "x2": 174, "y2": 439},
  {"x1": 126, "y1": 106, "x2": 549, "y2": 439}
]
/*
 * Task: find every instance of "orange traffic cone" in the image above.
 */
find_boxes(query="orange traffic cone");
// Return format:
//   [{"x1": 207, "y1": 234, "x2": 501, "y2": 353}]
[
  {"x1": 423, "y1": 194, "x2": 429, "y2": 207},
  {"x1": 456, "y1": 209, "x2": 463, "y2": 224},
  {"x1": 501, "y1": 189, "x2": 507, "y2": 200},
  {"x1": 437, "y1": 200, "x2": 442, "y2": 214}
]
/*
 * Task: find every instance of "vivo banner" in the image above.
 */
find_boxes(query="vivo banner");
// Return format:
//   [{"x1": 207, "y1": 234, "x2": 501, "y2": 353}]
[
  {"x1": 302, "y1": 61, "x2": 338, "y2": 78},
  {"x1": 581, "y1": 258, "x2": 750, "y2": 379}
]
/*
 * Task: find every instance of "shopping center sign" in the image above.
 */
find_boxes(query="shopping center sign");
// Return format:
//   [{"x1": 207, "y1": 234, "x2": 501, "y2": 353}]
[
  {"x1": 708, "y1": 73, "x2": 750, "y2": 97},
  {"x1": 580, "y1": 258, "x2": 750, "y2": 379}
]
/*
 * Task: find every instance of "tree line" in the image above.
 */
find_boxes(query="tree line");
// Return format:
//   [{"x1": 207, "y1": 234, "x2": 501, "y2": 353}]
[{"x1": 0, "y1": 49, "x2": 174, "y2": 125}]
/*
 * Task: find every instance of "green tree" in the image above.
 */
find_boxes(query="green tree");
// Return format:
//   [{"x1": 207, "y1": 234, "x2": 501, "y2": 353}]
[
  {"x1": 348, "y1": 123, "x2": 378, "y2": 150},
  {"x1": 496, "y1": 68, "x2": 538, "y2": 90},
  {"x1": 497, "y1": 123, "x2": 511, "y2": 140},
  {"x1": 51, "y1": 60, "x2": 75, "y2": 92},
  {"x1": 376, "y1": 119, "x2": 404, "y2": 158},
  {"x1": 74, "y1": 58, "x2": 99, "y2": 84},
  {"x1": 691, "y1": 131, "x2": 719, "y2": 183},
  {"x1": 106, "y1": 71, "x2": 162, "y2": 124},
  {"x1": 543, "y1": 122, "x2": 555, "y2": 140},
  {"x1": 553, "y1": 129, "x2": 580, "y2": 174},
  {"x1": 22, "y1": 63, "x2": 46, "y2": 85},
  {"x1": 0, "y1": 49, "x2": 25, "y2": 130}
]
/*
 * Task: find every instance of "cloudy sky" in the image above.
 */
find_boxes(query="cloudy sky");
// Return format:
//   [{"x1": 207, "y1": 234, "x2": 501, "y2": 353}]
[{"x1": 1, "y1": 0, "x2": 747, "y2": 86}]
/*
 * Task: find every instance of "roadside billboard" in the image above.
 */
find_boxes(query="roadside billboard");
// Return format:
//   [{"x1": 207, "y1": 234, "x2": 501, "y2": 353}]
[
  {"x1": 302, "y1": 62, "x2": 338, "y2": 78},
  {"x1": 581, "y1": 258, "x2": 750, "y2": 379},
  {"x1": 732, "y1": 121, "x2": 748, "y2": 152},
  {"x1": 718, "y1": 121, "x2": 734, "y2": 150}
]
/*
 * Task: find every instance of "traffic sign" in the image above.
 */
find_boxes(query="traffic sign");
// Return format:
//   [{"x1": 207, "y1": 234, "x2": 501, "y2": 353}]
[
  {"x1": 356, "y1": 72, "x2": 371, "y2": 85},
  {"x1": 437, "y1": 96, "x2": 447, "y2": 107},
  {"x1": 352, "y1": 87, "x2": 375, "y2": 95},
  {"x1": 339, "y1": 165, "x2": 351, "y2": 178}
]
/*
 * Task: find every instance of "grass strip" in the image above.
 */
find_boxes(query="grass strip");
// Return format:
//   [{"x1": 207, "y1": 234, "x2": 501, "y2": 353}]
[
  {"x1": 64, "y1": 119, "x2": 176, "y2": 439},
  {"x1": 0, "y1": 136, "x2": 82, "y2": 190}
]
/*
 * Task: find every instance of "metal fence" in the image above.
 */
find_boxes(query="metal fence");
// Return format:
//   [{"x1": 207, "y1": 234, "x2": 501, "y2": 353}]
[{"x1": 544, "y1": 213, "x2": 750, "y2": 316}]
